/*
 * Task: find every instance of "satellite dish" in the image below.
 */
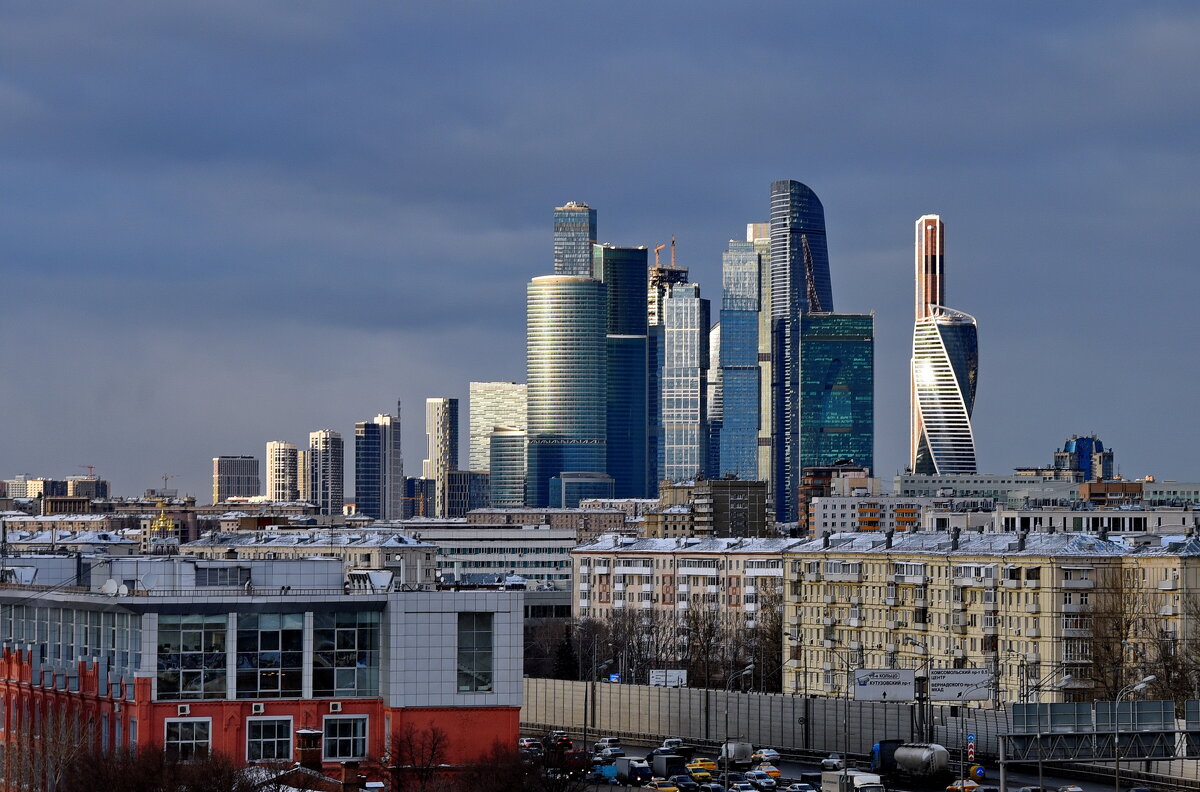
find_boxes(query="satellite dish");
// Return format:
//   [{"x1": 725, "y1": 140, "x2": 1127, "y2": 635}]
[
  {"x1": 100, "y1": 579, "x2": 119, "y2": 596},
  {"x1": 117, "y1": 584, "x2": 129, "y2": 597}
]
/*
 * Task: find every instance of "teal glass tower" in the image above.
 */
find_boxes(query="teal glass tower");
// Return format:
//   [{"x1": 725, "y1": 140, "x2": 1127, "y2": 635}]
[
  {"x1": 594, "y1": 244, "x2": 650, "y2": 498},
  {"x1": 554, "y1": 202, "x2": 597, "y2": 276},
  {"x1": 799, "y1": 313, "x2": 874, "y2": 473},
  {"x1": 526, "y1": 275, "x2": 608, "y2": 507}
]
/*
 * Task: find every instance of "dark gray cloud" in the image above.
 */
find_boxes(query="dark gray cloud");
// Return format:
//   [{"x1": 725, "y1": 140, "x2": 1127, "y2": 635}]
[{"x1": 2, "y1": 1, "x2": 1198, "y2": 499}]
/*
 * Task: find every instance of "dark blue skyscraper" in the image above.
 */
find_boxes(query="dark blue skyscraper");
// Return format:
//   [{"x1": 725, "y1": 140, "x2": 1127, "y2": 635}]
[
  {"x1": 594, "y1": 244, "x2": 650, "y2": 498},
  {"x1": 718, "y1": 240, "x2": 762, "y2": 479},
  {"x1": 554, "y1": 202, "x2": 597, "y2": 276},
  {"x1": 770, "y1": 180, "x2": 833, "y2": 521},
  {"x1": 799, "y1": 314, "x2": 874, "y2": 474}
]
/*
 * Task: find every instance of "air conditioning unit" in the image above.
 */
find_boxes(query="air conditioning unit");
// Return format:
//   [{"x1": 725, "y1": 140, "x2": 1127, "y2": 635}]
[
  {"x1": 251, "y1": 703, "x2": 265, "y2": 715},
  {"x1": 177, "y1": 704, "x2": 191, "y2": 716},
  {"x1": 329, "y1": 702, "x2": 343, "y2": 713},
  {"x1": 1014, "y1": 628, "x2": 1021, "y2": 636}
]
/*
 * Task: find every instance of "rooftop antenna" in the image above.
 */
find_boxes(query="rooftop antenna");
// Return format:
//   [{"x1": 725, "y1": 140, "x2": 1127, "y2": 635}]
[{"x1": 670, "y1": 236, "x2": 677, "y2": 268}]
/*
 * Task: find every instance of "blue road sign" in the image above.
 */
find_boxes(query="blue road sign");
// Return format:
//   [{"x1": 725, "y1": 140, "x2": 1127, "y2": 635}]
[
  {"x1": 967, "y1": 733, "x2": 976, "y2": 742},
  {"x1": 972, "y1": 765, "x2": 986, "y2": 780},
  {"x1": 609, "y1": 673, "x2": 621, "y2": 683}
]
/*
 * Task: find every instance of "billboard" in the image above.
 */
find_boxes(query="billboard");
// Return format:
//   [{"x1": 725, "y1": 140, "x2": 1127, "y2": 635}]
[
  {"x1": 853, "y1": 669, "x2": 915, "y2": 701},
  {"x1": 649, "y1": 669, "x2": 688, "y2": 687},
  {"x1": 930, "y1": 668, "x2": 993, "y2": 701}
]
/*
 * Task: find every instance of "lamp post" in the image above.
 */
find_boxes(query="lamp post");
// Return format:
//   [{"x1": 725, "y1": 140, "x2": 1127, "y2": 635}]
[
  {"x1": 723, "y1": 663, "x2": 754, "y2": 783},
  {"x1": 1114, "y1": 675, "x2": 1156, "y2": 792},
  {"x1": 903, "y1": 637, "x2": 931, "y2": 743},
  {"x1": 583, "y1": 655, "x2": 613, "y2": 750}
]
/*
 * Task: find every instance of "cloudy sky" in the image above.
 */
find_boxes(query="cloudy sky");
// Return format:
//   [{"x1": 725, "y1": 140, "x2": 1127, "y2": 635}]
[{"x1": 2, "y1": 2, "x2": 1198, "y2": 502}]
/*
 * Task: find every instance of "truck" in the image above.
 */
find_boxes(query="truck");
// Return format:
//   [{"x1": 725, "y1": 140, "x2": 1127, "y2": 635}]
[
  {"x1": 718, "y1": 740, "x2": 754, "y2": 771},
  {"x1": 869, "y1": 740, "x2": 952, "y2": 787},
  {"x1": 615, "y1": 757, "x2": 653, "y2": 786},
  {"x1": 652, "y1": 753, "x2": 688, "y2": 779},
  {"x1": 820, "y1": 769, "x2": 886, "y2": 792}
]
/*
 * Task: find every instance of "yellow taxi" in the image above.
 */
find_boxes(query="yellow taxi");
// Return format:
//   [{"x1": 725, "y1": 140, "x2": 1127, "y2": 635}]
[
  {"x1": 946, "y1": 781, "x2": 980, "y2": 792},
  {"x1": 646, "y1": 781, "x2": 679, "y2": 792},
  {"x1": 757, "y1": 764, "x2": 781, "y2": 779},
  {"x1": 686, "y1": 763, "x2": 713, "y2": 782},
  {"x1": 690, "y1": 758, "x2": 718, "y2": 771}
]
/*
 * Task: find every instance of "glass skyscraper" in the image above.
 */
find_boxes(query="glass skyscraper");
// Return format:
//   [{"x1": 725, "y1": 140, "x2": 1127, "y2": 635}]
[
  {"x1": 911, "y1": 214, "x2": 978, "y2": 475},
  {"x1": 489, "y1": 426, "x2": 527, "y2": 507},
  {"x1": 553, "y1": 201, "x2": 597, "y2": 276},
  {"x1": 526, "y1": 275, "x2": 608, "y2": 507},
  {"x1": 594, "y1": 244, "x2": 650, "y2": 498},
  {"x1": 660, "y1": 282, "x2": 710, "y2": 482},
  {"x1": 468, "y1": 382, "x2": 527, "y2": 472},
  {"x1": 799, "y1": 314, "x2": 874, "y2": 474},
  {"x1": 770, "y1": 180, "x2": 833, "y2": 521},
  {"x1": 354, "y1": 404, "x2": 404, "y2": 520},
  {"x1": 718, "y1": 239, "x2": 762, "y2": 480}
]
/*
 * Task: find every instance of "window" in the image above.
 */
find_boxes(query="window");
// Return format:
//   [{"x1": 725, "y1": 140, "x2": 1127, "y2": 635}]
[
  {"x1": 248, "y1": 717, "x2": 293, "y2": 762},
  {"x1": 237, "y1": 613, "x2": 303, "y2": 699},
  {"x1": 313, "y1": 612, "x2": 380, "y2": 698},
  {"x1": 324, "y1": 716, "x2": 367, "y2": 760},
  {"x1": 195, "y1": 567, "x2": 250, "y2": 587},
  {"x1": 457, "y1": 612, "x2": 494, "y2": 692},
  {"x1": 157, "y1": 615, "x2": 228, "y2": 700},
  {"x1": 165, "y1": 718, "x2": 211, "y2": 760}
]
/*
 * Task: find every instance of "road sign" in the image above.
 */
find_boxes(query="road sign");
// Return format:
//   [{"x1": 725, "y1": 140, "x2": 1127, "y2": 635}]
[
  {"x1": 929, "y1": 667, "x2": 993, "y2": 701},
  {"x1": 608, "y1": 673, "x2": 621, "y2": 683},
  {"x1": 972, "y1": 764, "x2": 985, "y2": 779},
  {"x1": 649, "y1": 669, "x2": 688, "y2": 687},
  {"x1": 967, "y1": 742, "x2": 975, "y2": 761},
  {"x1": 967, "y1": 732, "x2": 976, "y2": 742},
  {"x1": 853, "y1": 668, "x2": 915, "y2": 701}
]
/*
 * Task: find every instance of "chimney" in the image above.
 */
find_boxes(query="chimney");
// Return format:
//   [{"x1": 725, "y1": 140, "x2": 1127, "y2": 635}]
[
  {"x1": 296, "y1": 728, "x2": 322, "y2": 772},
  {"x1": 950, "y1": 527, "x2": 960, "y2": 551},
  {"x1": 822, "y1": 531, "x2": 831, "y2": 549},
  {"x1": 1017, "y1": 531, "x2": 1027, "y2": 552},
  {"x1": 340, "y1": 761, "x2": 365, "y2": 791},
  {"x1": 884, "y1": 530, "x2": 894, "y2": 549}
]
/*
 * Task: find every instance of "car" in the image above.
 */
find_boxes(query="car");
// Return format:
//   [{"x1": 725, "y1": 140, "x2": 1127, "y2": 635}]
[
  {"x1": 691, "y1": 758, "x2": 718, "y2": 771},
  {"x1": 820, "y1": 753, "x2": 844, "y2": 771},
  {"x1": 946, "y1": 781, "x2": 980, "y2": 792},
  {"x1": 756, "y1": 764, "x2": 781, "y2": 779},
  {"x1": 1057, "y1": 787, "x2": 1085, "y2": 792},
  {"x1": 595, "y1": 737, "x2": 622, "y2": 751},
  {"x1": 687, "y1": 766, "x2": 713, "y2": 783},
  {"x1": 751, "y1": 749, "x2": 781, "y2": 764},
  {"x1": 649, "y1": 747, "x2": 679, "y2": 758},
  {"x1": 744, "y1": 770, "x2": 776, "y2": 791},
  {"x1": 518, "y1": 737, "x2": 540, "y2": 749},
  {"x1": 668, "y1": 775, "x2": 701, "y2": 792},
  {"x1": 663, "y1": 737, "x2": 686, "y2": 751},
  {"x1": 595, "y1": 747, "x2": 625, "y2": 762},
  {"x1": 729, "y1": 783, "x2": 755, "y2": 792},
  {"x1": 1016, "y1": 788, "x2": 1050, "y2": 792},
  {"x1": 718, "y1": 774, "x2": 746, "y2": 785},
  {"x1": 645, "y1": 782, "x2": 679, "y2": 792},
  {"x1": 783, "y1": 786, "x2": 815, "y2": 792},
  {"x1": 699, "y1": 785, "x2": 727, "y2": 792}
]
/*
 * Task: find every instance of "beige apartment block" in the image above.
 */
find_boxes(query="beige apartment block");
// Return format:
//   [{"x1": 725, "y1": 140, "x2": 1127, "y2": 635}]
[
  {"x1": 782, "y1": 530, "x2": 1200, "y2": 704},
  {"x1": 572, "y1": 535, "x2": 805, "y2": 625}
]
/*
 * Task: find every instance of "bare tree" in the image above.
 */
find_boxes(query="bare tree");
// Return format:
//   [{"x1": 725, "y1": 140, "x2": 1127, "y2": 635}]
[{"x1": 391, "y1": 724, "x2": 450, "y2": 792}]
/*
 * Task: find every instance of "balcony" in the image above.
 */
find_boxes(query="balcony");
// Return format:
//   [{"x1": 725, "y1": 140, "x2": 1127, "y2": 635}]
[
  {"x1": 677, "y1": 584, "x2": 689, "y2": 594},
  {"x1": 914, "y1": 596, "x2": 929, "y2": 608},
  {"x1": 1003, "y1": 579, "x2": 1021, "y2": 589},
  {"x1": 1062, "y1": 579, "x2": 1093, "y2": 590},
  {"x1": 1062, "y1": 627, "x2": 1089, "y2": 638},
  {"x1": 1062, "y1": 603, "x2": 1087, "y2": 614},
  {"x1": 1158, "y1": 579, "x2": 1179, "y2": 591},
  {"x1": 707, "y1": 585, "x2": 719, "y2": 594},
  {"x1": 641, "y1": 600, "x2": 653, "y2": 609},
  {"x1": 1159, "y1": 605, "x2": 1178, "y2": 616},
  {"x1": 579, "y1": 582, "x2": 590, "y2": 592},
  {"x1": 892, "y1": 574, "x2": 927, "y2": 586},
  {"x1": 578, "y1": 599, "x2": 589, "y2": 608},
  {"x1": 595, "y1": 566, "x2": 610, "y2": 575},
  {"x1": 614, "y1": 600, "x2": 625, "y2": 609},
  {"x1": 803, "y1": 572, "x2": 823, "y2": 582},
  {"x1": 850, "y1": 595, "x2": 862, "y2": 605},
  {"x1": 822, "y1": 594, "x2": 835, "y2": 604},
  {"x1": 745, "y1": 584, "x2": 757, "y2": 595},
  {"x1": 821, "y1": 617, "x2": 837, "y2": 626},
  {"x1": 745, "y1": 603, "x2": 758, "y2": 612},
  {"x1": 982, "y1": 600, "x2": 998, "y2": 613},
  {"x1": 1026, "y1": 603, "x2": 1040, "y2": 614},
  {"x1": 846, "y1": 618, "x2": 862, "y2": 628},
  {"x1": 982, "y1": 625, "x2": 998, "y2": 636},
  {"x1": 578, "y1": 565, "x2": 590, "y2": 575},
  {"x1": 1026, "y1": 627, "x2": 1041, "y2": 638},
  {"x1": 884, "y1": 597, "x2": 897, "y2": 606},
  {"x1": 676, "y1": 601, "x2": 689, "y2": 610},
  {"x1": 885, "y1": 620, "x2": 904, "y2": 630},
  {"x1": 950, "y1": 624, "x2": 967, "y2": 635},
  {"x1": 642, "y1": 584, "x2": 654, "y2": 593},
  {"x1": 913, "y1": 622, "x2": 929, "y2": 632},
  {"x1": 614, "y1": 583, "x2": 625, "y2": 592},
  {"x1": 953, "y1": 576, "x2": 997, "y2": 589},
  {"x1": 1023, "y1": 579, "x2": 1040, "y2": 589},
  {"x1": 826, "y1": 571, "x2": 862, "y2": 583}
]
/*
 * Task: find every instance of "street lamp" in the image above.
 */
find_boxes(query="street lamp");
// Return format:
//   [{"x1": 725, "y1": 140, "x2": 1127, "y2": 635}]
[
  {"x1": 903, "y1": 637, "x2": 931, "y2": 743},
  {"x1": 1114, "y1": 674, "x2": 1156, "y2": 792},
  {"x1": 723, "y1": 663, "x2": 754, "y2": 782}
]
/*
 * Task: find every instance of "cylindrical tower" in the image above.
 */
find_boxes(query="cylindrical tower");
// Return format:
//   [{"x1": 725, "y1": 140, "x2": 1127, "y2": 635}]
[{"x1": 526, "y1": 275, "x2": 607, "y2": 507}]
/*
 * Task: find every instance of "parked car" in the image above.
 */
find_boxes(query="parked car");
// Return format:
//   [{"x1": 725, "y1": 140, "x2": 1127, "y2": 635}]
[
  {"x1": 756, "y1": 764, "x2": 781, "y2": 779},
  {"x1": 729, "y1": 784, "x2": 756, "y2": 792},
  {"x1": 668, "y1": 774, "x2": 701, "y2": 792},
  {"x1": 699, "y1": 785, "x2": 727, "y2": 792},
  {"x1": 820, "y1": 753, "x2": 844, "y2": 771},
  {"x1": 751, "y1": 749, "x2": 781, "y2": 764},
  {"x1": 744, "y1": 770, "x2": 776, "y2": 791}
]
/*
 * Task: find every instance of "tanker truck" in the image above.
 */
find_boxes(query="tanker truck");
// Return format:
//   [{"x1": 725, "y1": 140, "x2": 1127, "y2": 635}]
[{"x1": 869, "y1": 740, "x2": 952, "y2": 787}]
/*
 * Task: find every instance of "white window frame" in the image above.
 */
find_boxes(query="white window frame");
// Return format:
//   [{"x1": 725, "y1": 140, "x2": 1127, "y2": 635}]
[
  {"x1": 246, "y1": 715, "x2": 294, "y2": 763},
  {"x1": 164, "y1": 717, "x2": 212, "y2": 761},
  {"x1": 322, "y1": 714, "x2": 368, "y2": 761}
]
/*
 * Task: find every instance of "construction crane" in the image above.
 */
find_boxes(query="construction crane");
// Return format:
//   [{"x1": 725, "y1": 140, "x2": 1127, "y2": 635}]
[
  {"x1": 78, "y1": 465, "x2": 96, "y2": 478},
  {"x1": 654, "y1": 244, "x2": 666, "y2": 267},
  {"x1": 398, "y1": 493, "x2": 427, "y2": 518}
]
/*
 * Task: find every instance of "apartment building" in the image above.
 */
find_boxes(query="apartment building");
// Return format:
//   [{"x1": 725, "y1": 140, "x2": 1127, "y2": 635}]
[
  {"x1": 572, "y1": 534, "x2": 805, "y2": 624},
  {"x1": 782, "y1": 530, "x2": 1200, "y2": 704},
  {"x1": 809, "y1": 495, "x2": 994, "y2": 534}
]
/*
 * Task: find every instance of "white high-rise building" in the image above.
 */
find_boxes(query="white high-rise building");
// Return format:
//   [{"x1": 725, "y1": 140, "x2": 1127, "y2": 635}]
[
  {"x1": 308, "y1": 430, "x2": 344, "y2": 516},
  {"x1": 468, "y1": 382, "x2": 527, "y2": 472},
  {"x1": 423, "y1": 398, "x2": 459, "y2": 517},
  {"x1": 266, "y1": 441, "x2": 299, "y2": 501}
]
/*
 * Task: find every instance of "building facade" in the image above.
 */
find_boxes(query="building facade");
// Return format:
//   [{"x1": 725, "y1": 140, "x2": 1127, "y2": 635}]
[
  {"x1": 355, "y1": 406, "x2": 405, "y2": 521},
  {"x1": 488, "y1": 426, "x2": 528, "y2": 508},
  {"x1": 660, "y1": 282, "x2": 711, "y2": 482},
  {"x1": 525, "y1": 275, "x2": 608, "y2": 508},
  {"x1": 771, "y1": 180, "x2": 833, "y2": 522},
  {"x1": 719, "y1": 239, "x2": 763, "y2": 480},
  {"x1": 0, "y1": 555, "x2": 521, "y2": 784},
  {"x1": 468, "y1": 382, "x2": 527, "y2": 473},
  {"x1": 211, "y1": 456, "x2": 260, "y2": 505},
  {"x1": 553, "y1": 201, "x2": 597, "y2": 276},
  {"x1": 308, "y1": 431, "x2": 344, "y2": 516},
  {"x1": 423, "y1": 397, "x2": 459, "y2": 518},
  {"x1": 799, "y1": 313, "x2": 874, "y2": 475}
]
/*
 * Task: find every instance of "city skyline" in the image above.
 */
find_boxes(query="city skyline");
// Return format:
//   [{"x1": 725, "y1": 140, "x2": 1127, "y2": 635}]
[{"x1": 2, "y1": 3, "x2": 1198, "y2": 500}]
